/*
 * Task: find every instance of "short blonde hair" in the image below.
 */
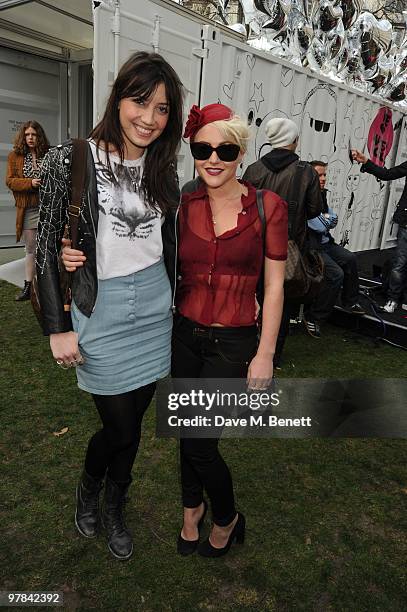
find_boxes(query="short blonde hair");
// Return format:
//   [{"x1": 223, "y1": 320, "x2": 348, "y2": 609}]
[{"x1": 211, "y1": 115, "x2": 250, "y2": 153}]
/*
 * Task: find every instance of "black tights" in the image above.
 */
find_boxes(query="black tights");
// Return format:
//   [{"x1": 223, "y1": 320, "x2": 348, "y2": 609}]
[{"x1": 84, "y1": 383, "x2": 156, "y2": 483}]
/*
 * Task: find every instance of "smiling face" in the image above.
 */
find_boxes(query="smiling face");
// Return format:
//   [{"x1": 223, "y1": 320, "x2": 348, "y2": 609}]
[
  {"x1": 25, "y1": 127, "x2": 37, "y2": 150},
  {"x1": 192, "y1": 123, "x2": 243, "y2": 190},
  {"x1": 119, "y1": 82, "x2": 169, "y2": 159}
]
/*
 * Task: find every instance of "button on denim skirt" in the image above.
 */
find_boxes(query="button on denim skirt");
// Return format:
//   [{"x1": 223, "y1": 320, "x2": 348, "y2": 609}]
[{"x1": 71, "y1": 258, "x2": 172, "y2": 395}]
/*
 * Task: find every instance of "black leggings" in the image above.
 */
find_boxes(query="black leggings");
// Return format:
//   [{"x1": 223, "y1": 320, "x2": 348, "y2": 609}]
[
  {"x1": 84, "y1": 383, "x2": 156, "y2": 483},
  {"x1": 172, "y1": 315, "x2": 258, "y2": 526}
]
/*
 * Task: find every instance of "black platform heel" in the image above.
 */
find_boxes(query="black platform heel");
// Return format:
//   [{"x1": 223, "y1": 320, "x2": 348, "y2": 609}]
[
  {"x1": 177, "y1": 500, "x2": 208, "y2": 556},
  {"x1": 197, "y1": 512, "x2": 245, "y2": 558}
]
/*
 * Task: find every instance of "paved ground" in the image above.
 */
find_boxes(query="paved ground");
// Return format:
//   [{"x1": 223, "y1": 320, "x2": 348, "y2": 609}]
[
  {"x1": 0, "y1": 248, "x2": 25, "y2": 288},
  {"x1": 0, "y1": 247, "x2": 24, "y2": 265}
]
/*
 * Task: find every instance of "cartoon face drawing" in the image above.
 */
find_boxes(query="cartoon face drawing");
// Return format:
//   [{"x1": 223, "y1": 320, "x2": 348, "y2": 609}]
[
  {"x1": 346, "y1": 166, "x2": 361, "y2": 193},
  {"x1": 300, "y1": 84, "x2": 337, "y2": 161}
]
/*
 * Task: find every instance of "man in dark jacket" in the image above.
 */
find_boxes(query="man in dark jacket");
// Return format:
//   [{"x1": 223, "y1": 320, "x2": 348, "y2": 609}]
[
  {"x1": 352, "y1": 149, "x2": 407, "y2": 313},
  {"x1": 304, "y1": 161, "x2": 365, "y2": 337},
  {"x1": 243, "y1": 118, "x2": 323, "y2": 364},
  {"x1": 243, "y1": 118, "x2": 322, "y2": 250}
]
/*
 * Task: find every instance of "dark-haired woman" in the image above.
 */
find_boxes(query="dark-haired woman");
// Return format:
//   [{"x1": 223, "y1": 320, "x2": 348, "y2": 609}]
[
  {"x1": 6, "y1": 121, "x2": 50, "y2": 300},
  {"x1": 36, "y1": 52, "x2": 183, "y2": 560}
]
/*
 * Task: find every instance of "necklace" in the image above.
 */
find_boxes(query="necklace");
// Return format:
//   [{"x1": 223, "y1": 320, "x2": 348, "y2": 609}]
[{"x1": 209, "y1": 188, "x2": 244, "y2": 224}]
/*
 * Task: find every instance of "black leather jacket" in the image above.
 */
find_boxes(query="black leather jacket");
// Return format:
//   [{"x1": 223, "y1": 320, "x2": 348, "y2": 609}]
[
  {"x1": 361, "y1": 159, "x2": 407, "y2": 228},
  {"x1": 242, "y1": 150, "x2": 323, "y2": 249},
  {"x1": 36, "y1": 140, "x2": 184, "y2": 336}
]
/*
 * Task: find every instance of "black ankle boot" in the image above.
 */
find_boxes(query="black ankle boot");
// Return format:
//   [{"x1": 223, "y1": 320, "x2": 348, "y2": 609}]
[
  {"x1": 101, "y1": 477, "x2": 133, "y2": 560},
  {"x1": 15, "y1": 280, "x2": 32, "y2": 301},
  {"x1": 75, "y1": 470, "x2": 104, "y2": 538}
]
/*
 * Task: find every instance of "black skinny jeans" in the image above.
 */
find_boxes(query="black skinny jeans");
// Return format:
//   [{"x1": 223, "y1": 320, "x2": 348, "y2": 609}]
[
  {"x1": 171, "y1": 315, "x2": 258, "y2": 526},
  {"x1": 84, "y1": 383, "x2": 156, "y2": 484}
]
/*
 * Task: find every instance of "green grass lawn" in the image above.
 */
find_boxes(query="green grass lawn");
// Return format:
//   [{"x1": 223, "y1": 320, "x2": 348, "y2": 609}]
[{"x1": 1, "y1": 280, "x2": 406, "y2": 611}]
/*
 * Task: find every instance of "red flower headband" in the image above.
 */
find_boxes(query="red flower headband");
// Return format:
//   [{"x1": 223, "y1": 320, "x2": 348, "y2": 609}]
[{"x1": 183, "y1": 103, "x2": 234, "y2": 139}]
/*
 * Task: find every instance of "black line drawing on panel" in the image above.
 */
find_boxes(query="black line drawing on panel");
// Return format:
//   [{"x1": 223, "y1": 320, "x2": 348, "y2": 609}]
[
  {"x1": 249, "y1": 82, "x2": 265, "y2": 113},
  {"x1": 222, "y1": 81, "x2": 235, "y2": 100},
  {"x1": 299, "y1": 84, "x2": 337, "y2": 162},
  {"x1": 339, "y1": 162, "x2": 368, "y2": 247},
  {"x1": 246, "y1": 54, "x2": 256, "y2": 70},
  {"x1": 281, "y1": 67, "x2": 293, "y2": 88}
]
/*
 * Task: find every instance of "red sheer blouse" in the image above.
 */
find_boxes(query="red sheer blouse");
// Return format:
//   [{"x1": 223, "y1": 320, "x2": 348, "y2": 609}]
[{"x1": 177, "y1": 180, "x2": 288, "y2": 327}]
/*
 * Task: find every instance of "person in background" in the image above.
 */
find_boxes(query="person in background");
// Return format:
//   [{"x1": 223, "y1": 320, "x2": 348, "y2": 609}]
[
  {"x1": 303, "y1": 161, "x2": 365, "y2": 338},
  {"x1": 352, "y1": 148, "x2": 407, "y2": 313},
  {"x1": 6, "y1": 121, "x2": 50, "y2": 301},
  {"x1": 36, "y1": 52, "x2": 183, "y2": 561},
  {"x1": 243, "y1": 117, "x2": 322, "y2": 363}
]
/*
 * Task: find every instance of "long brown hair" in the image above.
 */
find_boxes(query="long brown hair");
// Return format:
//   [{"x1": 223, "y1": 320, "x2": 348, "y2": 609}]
[
  {"x1": 13, "y1": 121, "x2": 50, "y2": 158},
  {"x1": 91, "y1": 51, "x2": 184, "y2": 214}
]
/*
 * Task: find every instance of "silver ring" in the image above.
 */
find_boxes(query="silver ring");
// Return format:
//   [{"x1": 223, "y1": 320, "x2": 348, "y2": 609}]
[{"x1": 56, "y1": 360, "x2": 70, "y2": 370}]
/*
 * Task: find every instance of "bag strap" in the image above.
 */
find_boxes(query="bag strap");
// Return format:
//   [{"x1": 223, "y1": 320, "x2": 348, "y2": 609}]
[
  {"x1": 287, "y1": 160, "x2": 308, "y2": 240},
  {"x1": 68, "y1": 138, "x2": 88, "y2": 249},
  {"x1": 256, "y1": 189, "x2": 266, "y2": 246},
  {"x1": 255, "y1": 190, "x2": 265, "y2": 306}
]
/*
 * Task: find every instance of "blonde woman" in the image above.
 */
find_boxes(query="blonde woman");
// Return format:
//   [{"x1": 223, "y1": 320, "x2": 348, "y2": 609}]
[{"x1": 173, "y1": 104, "x2": 287, "y2": 557}]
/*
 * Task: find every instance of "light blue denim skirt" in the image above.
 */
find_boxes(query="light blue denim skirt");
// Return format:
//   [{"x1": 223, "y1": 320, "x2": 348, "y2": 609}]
[{"x1": 71, "y1": 258, "x2": 172, "y2": 395}]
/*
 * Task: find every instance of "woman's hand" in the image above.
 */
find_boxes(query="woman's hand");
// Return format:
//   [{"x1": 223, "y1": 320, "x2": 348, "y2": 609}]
[
  {"x1": 61, "y1": 238, "x2": 86, "y2": 272},
  {"x1": 31, "y1": 178, "x2": 41, "y2": 188},
  {"x1": 247, "y1": 353, "x2": 274, "y2": 390},
  {"x1": 50, "y1": 331, "x2": 84, "y2": 368},
  {"x1": 351, "y1": 149, "x2": 368, "y2": 164}
]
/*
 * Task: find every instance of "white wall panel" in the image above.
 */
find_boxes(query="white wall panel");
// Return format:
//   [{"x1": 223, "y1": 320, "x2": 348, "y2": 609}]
[
  {"x1": 0, "y1": 48, "x2": 67, "y2": 247},
  {"x1": 94, "y1": 0, "x2": 407, "y2": 253},
  {"x1": 92, "y1": 0, "x2": 205, "y2": 184},
  {"x1": 200, "y1": 35, "x2": 406, "y2": 253}
]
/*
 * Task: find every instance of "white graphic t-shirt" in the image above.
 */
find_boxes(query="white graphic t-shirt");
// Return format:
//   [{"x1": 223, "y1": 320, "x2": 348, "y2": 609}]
[{"x1": 89, "y1": 141, "x2": 163, "y2": 280}]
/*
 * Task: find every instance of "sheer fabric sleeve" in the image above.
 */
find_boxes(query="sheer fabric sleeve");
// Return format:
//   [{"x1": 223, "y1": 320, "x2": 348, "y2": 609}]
[{"x1": 263, "y1": 190, "x2": 288, "y2": 260}]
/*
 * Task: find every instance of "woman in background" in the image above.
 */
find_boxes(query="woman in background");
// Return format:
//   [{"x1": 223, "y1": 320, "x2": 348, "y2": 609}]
[{"x1": 6, "y1": 120, "x2": 50, "y2": 300}]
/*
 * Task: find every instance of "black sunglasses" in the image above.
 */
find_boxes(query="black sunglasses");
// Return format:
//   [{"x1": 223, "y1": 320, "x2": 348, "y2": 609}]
[{"x1": 190, "y1": 142, "x2": 241, "y2": 162}]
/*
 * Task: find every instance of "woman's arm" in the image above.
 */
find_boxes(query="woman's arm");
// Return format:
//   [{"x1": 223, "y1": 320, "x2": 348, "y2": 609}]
[
  {"x1": 6, "y1": 153, "x2": 34, "y2": 192},
  {"x1": 361, "y1": 159, "x2": 407, "y2": 182},
  {"x1": 247, "y1": 257, "x2": 285, "y2": 389},
  {"x1": 36, "y1": 146, "x2": 72, "y2": 333},
  {"x1": 36, "y1": 145, "x2": 84, "y2": 365},
  {"x1": 352, "y1": 149, "x2": 407, "y2": 181}
]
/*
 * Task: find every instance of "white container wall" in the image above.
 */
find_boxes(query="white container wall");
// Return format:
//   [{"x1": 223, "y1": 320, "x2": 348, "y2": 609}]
[
  {"x1": 199, "y1": 27, "x2": 405, "y2": 253},
  {"x1": 0, "y1": 48, "x2": 67, "y2": 247},
  {"x1": 93, "y1": 0, "x2": 406, "y2": 253},
  {"x1": 92, "y1": 0, "x2": 205, "y2": 185}
]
